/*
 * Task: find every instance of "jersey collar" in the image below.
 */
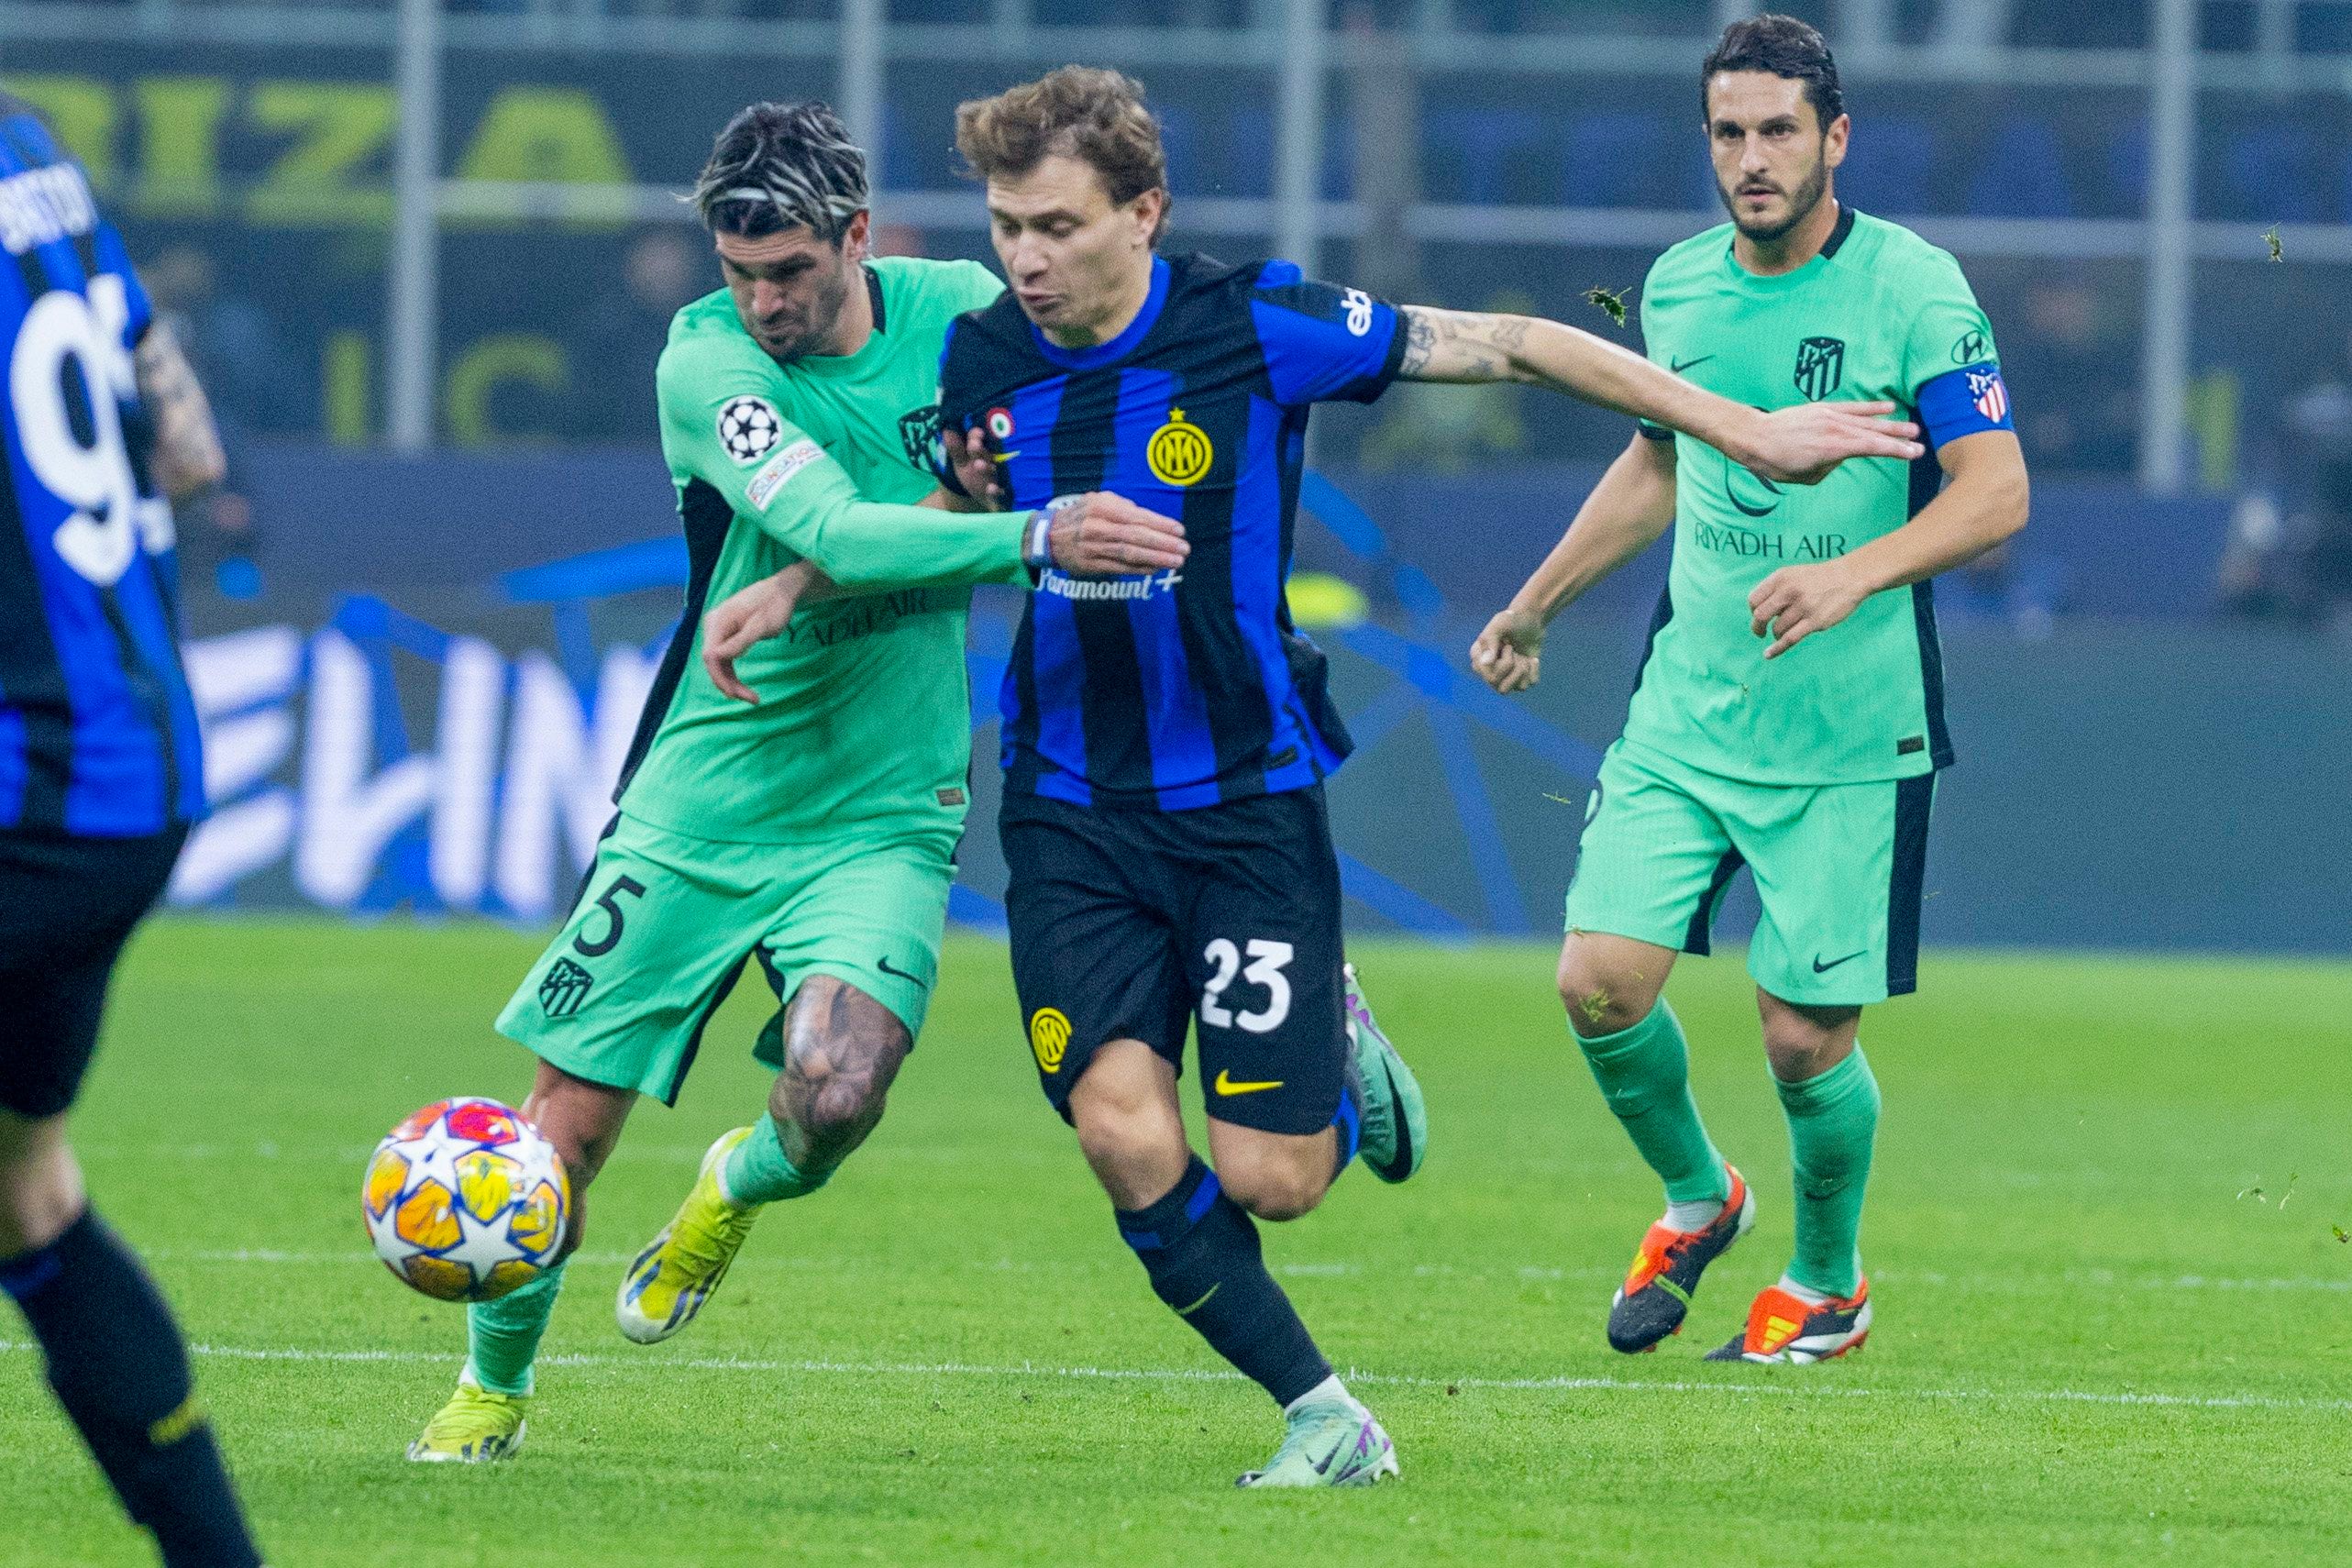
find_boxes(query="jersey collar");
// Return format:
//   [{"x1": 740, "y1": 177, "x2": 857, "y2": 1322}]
[
  {"x1": 790, "y1": 264, "x2": 889, "y2": 379},
  {"x1": 1723, "y1": 202, "x2": 1857, "y2": 286},
  {"x1": 1028, "y1": 254, "x2": 1170, "y2": 370}
]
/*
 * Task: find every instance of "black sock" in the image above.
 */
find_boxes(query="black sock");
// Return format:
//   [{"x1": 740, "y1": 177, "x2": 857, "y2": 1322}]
[
  {"x1": 1114, "y1": 1157, "x2": 1332, "y2": 1408},
  {"x1": 0, "y1": 1209, "x2": 262, "y2": 1568}
]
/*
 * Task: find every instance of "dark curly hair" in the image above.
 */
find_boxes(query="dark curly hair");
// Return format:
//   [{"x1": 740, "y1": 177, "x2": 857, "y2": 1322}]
[
  {"x1": 691, "y1": 101, "x2": 867, "y2": 243},
  {"x1": 1703, "y1": 14, "x2": 1846, "y2": 131}
]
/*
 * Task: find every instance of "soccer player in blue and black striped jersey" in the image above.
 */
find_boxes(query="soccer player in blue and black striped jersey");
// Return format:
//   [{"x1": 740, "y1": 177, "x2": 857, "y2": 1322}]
[
  {"x1": 0, "y1": 92, "x2": 266, "y2": 1568},
  {"x1": 928, "y1": 67, "x2": 1922, "y2": 1488}
]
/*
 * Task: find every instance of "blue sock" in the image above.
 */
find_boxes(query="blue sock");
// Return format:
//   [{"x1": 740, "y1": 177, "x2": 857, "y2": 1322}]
[
  {"x1": 1115, "y1": 1157, "x2": 1332, "y2": 1408},
  {"x1": 1330, "y1": 1063, "x2": 1364, "y2": 1180}
]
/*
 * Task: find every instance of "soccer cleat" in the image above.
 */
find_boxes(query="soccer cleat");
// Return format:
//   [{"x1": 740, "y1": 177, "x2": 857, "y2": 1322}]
[
  {"x1": 615, "y1": 1126, "x2": 762, "y2": 1345},
  {"x1": 1236, "y1": 1396, "x2": 1400, "y2": 1489},
  {"x1": 1606, "y1": 1165, "x2": 1757, "y2": 1354},
  {"x1": 1343, "y1": 962, "x2": 1427, "y2": 1184},
  {"x1": 1704, "y1": 1276, "x2": 1872, "y2": 1364},
  {"x1": 406, "y1": 1378, "x2": 528, "y2": 1463}
]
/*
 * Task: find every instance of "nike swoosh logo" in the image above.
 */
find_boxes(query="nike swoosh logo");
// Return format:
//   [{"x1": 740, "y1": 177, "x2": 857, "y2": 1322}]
[
  {"x1": 1375, "y1": 1055, "x2": 1410, "y2": 1176},
  {"x1": 1670, "y1": 354, "x2": 1716, "y2": 373},
  {"x1": 877, "y1": 955, "x2": 926, "y2": 985},
  {"x1": 1212, "y1": 1069, "x2": 1285, "y2": 1096},
  {"x1": 1811, "y1": 950, "x2": 1868, "y2": 974}
]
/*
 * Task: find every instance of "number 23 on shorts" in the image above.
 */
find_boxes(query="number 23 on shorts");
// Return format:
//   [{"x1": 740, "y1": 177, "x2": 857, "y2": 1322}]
[{"x1": 1199, "y1": 938, "x2": 1294, "y2": 1032}]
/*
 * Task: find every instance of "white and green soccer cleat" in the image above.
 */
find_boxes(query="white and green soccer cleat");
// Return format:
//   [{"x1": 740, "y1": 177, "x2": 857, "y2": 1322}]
[
  {"x1": 615, "y1": 1126, "x2": 762, "y2": 1345},
  {"x1": 1238, "y1": 1392, "x2": 1400, "y2": 1488},
  {"x1": 406, "y1": 1378, "x2": 528, "y2": 1463},
  {"x1": 1344, "y1": 962, "x2": 1427, "y2": 1183}
]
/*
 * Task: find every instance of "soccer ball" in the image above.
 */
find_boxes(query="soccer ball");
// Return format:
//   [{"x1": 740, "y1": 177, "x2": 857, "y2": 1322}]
[{"x1": 363, "y1": 1098, "x2": 569, "y2": 1303}]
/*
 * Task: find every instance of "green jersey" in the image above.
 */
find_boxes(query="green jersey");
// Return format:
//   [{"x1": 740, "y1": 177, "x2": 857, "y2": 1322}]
[
  {"x1": 620, "y1": 256, "x2": 1015, "y2": 844},
  {"x1": 1627, "y1": 207, "x2": 1998, "y2": 784}
]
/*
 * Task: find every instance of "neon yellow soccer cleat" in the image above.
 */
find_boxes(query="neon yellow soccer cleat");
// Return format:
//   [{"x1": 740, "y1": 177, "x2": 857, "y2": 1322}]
[
  {"x1": 615, "y1": 1126, "x2": 762, "y2": 1345},
  {"x1": 407, "y1": 1379, "x2": 528, "y2": 1463}
]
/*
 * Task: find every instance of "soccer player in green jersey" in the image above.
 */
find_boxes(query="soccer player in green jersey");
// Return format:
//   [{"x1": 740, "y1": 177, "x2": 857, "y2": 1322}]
[
  {"x1": 406, "y1": 103, "x2": 1185, "y2": 1463},
  {"x1": 1473, "y1": 15, "x2": 2030, "y2": 1364}
]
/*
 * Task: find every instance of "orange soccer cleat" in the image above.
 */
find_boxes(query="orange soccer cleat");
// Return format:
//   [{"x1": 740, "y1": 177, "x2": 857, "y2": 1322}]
[
  {"x1": 1605, "y1": 1165, "x2": 1756, "y2": 1353},
  {"x1": 1705, "y1": 1276, "x2": 1872, "y2": 1364}
]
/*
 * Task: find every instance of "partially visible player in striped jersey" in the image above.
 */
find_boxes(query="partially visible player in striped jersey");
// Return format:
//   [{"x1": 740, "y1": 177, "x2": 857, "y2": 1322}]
[
  {"x1": 0, "y1": 93, "x2": 270, "y2": 1568},
  {"x1": 1473, "y1": 15, "x2": 2031, "y2": 1364},
  {"x1": 403, "y1": 103, "x2": 1185, "y2": 1463}
]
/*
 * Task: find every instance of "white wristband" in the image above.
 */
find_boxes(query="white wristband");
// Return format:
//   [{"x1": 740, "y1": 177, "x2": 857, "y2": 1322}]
[{"x1": 1024, "y1": 494, "x2": 1081, "y2": 570}]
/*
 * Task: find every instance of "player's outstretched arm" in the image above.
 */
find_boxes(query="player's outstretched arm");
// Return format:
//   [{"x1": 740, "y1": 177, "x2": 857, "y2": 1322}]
[
  {"x1": 131, "y1": 320, "x2": 226, "y2": 502},
  {"x1": 1471, "y1": 432, "x2": 1678, "y2": 695},
  {"x1": 1395, "y1": 305, "x2": 1924, "y2": 485},
  {"x1": 1748, "y1": 427, "x2": 2028, "y2": 659},
  {"x1": 699, "y1": 491, "x2": 1189, "y2": 703},
  {"x1": 663, "y1": 370, "x2": 1183, "y2": 591}
]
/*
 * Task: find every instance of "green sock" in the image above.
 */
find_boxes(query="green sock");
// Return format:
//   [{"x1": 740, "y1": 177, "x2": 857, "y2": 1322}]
[
  {"x1": 1775, "y1": 1046, "x2": 1880, "y2": 1297},
  {"x1": 718, "y1": 1112, "x2": 831, "y2": 1208},
  {"x1": 464, "y1": 1261, "x2": 565, "y2": 1397},
  {"x1": 1574, "y1": 999, "x2": 1729, "y2": 1207}
]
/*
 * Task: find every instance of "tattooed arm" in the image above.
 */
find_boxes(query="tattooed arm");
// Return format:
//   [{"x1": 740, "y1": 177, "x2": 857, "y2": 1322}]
[
  {"x1": 133, "y1": 321, "x2": 228, "y2": 501},
  {"x1": 1394, "y1": 305, "x2": 1924, "y2": 485}
]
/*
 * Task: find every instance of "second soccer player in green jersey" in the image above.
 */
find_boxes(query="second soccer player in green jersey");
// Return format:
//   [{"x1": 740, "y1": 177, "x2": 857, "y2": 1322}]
[
  {"x1": 1473, "y1": 16, "x2": 2030, "y2": 1365},
  {"x1": 408, "y1": 102, "x2": 1185, "y2": 1462}
]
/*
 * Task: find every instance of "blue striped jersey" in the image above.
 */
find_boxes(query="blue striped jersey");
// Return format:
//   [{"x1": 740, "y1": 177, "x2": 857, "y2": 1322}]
[
  {"x1": 0, "y1": 94, "x2": 203, "y2": 836},
  {"x1": 936, "y1": 252, "x2": 1405, "y2": 811}
]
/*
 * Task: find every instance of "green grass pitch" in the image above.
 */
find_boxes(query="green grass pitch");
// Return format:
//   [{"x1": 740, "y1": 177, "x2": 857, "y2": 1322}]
[{"x1": 5, "y1": 920, "x2": 2350, "y2": 1566}]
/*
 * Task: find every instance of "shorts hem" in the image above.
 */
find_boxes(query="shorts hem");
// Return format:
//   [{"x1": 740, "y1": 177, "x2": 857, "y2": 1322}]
[
  {"x1": 0, "y1": 1084, "x2": 74, "y2": 1120},
  {"x1": 1562, "y1": 909, "x2": 1703, "y2": 956},
  {"x1": 789, "y1": 958, "x2": 932, "y2": 1042},
  {"x1": 1202, "y1": 1085, "x2": 1345, "y2": 1137},
  {"x1": 1747, "y1": 973, "x2": 1898, "y2": 1009},
  {"x1": 496, "y1": 1023, "x2": 670, "y2": 1105}
]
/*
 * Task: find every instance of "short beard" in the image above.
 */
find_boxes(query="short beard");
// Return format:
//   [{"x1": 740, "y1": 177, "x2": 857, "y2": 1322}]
[
  {"x1": 1719, "y1": 153, "x2": 1829, "y2": 245},
  {"x1": 760, "y1": 257, "x2": 856, "y2": 365}
]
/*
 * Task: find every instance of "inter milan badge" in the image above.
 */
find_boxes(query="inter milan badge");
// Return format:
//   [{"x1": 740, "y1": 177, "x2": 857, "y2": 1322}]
[
  {"x1": 716, "y1": 396, "x2": 782, "y2": 464},
  {"x1": 1029, "y1": 1007, "x2": 1071, "y2": 1073},
  {"x1": 538, "y1": 957, "x2": 594, "y2": 1018},
  {"x1": 1146, "y1": 409, "x2": 1214, "y2": 487},
  {"x1": 1793, "y1": 336, "x2": 1845, "y2": 401}
]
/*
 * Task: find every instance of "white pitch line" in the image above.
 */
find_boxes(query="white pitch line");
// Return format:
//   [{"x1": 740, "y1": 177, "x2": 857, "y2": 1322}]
[
  {"x1": 0, "y1": 1340, "x2": 2340, "y2": 1416},
  {"x1": 141, "y1": 1248, "x2": 2352, "y2": 1297}
]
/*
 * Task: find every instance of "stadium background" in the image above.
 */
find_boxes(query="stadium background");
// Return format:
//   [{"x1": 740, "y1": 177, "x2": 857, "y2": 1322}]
[{"x1": 3, "y1": 0, "x2": 2348, "y2": 952}]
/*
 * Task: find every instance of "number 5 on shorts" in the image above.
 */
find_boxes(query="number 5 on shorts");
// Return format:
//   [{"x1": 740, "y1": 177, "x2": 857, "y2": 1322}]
[
  {"x1": 1200, "y1": 938, "x2": 1295, "y2": 1032},
  {"x1": 573, "y1": 875, "x2": 646, "y2": 959}
]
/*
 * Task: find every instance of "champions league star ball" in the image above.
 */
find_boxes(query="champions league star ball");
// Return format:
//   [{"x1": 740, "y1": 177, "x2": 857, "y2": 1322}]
[
  {"x1": 363, "y1": 1098, "x2": 569, "y2": 1303},
  {"x1": 717, "y1": 394, "x2": 781, "y2": 462}
]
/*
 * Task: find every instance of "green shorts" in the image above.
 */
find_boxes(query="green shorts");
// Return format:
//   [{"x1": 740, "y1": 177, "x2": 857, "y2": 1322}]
[
  {"x1": 1563, "y1": 738, "x2": 1937, "y2": 1006},
  {"x1": 495, "y1": 811, "x2": 957, "y2": 1104}
]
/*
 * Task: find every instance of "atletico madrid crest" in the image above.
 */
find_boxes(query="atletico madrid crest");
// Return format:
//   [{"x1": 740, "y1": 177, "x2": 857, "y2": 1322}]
[{"x1": 1967, "y1": 366, "x2": 2009, "y2": 424}]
